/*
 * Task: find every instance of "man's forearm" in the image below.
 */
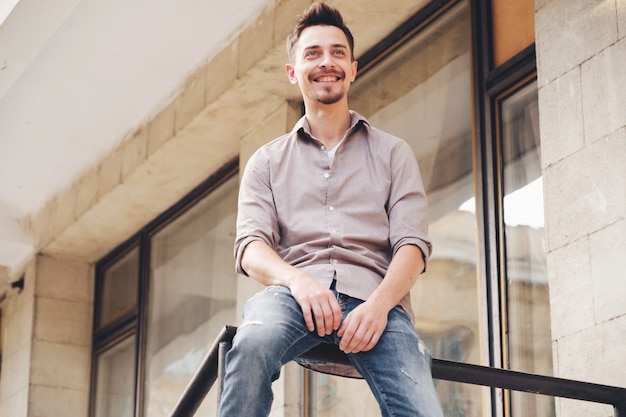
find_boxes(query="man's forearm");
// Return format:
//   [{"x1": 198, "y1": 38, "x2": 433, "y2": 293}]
[
  {"x1": 241, "y1": 240, "x2": 304, "y2": 287},
  {"x1": 367, "y1": 244, "x2": 425, "y2": 313}
]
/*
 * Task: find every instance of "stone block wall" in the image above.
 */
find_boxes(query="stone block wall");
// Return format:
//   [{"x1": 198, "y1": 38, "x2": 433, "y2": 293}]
[
  {"x1": 0, "y1": 256, "x2": 93, "y2": 417},
  {"x1": 536, "y1": 0, "x2": 626, "y2": 416}
]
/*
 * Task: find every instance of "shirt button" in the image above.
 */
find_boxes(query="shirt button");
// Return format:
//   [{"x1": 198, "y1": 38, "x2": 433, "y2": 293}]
[
  {"x1": 321, "y1": 145, "x2": 326, "y2": 151},
  {"x1": 323, "y1": 173, "x2": 330, "y2": 179},
  {"x1": 328, "y1": 206, "x2": 335, "y2": 211}
]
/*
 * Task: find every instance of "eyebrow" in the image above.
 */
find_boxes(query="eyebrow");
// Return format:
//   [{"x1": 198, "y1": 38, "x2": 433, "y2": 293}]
[{"x1": 302, "y1": 43, "x2": 349, "y2": 53}]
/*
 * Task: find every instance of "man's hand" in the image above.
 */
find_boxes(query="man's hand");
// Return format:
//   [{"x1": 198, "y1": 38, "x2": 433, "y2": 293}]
[
  {"x1": 336, "y1": 301, "x2": 388, "y2": 353},
  {"x1": 240, "y1": 241, "x2": 343, "y2": 336},
  {"x1": 334, "y1": 244, "x2": 425, "y2": 353},
  {"x1": 290, "y1": 275, "x2": 342, "y2": 336}
]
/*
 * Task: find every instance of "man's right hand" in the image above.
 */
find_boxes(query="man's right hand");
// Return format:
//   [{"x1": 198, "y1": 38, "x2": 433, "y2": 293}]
[
  {"x1": 240, "y1": 240, "x2": 342, "y2": 337},
  {"x1": 289, "y1": 273, "x2": 342, "y2": 336}
]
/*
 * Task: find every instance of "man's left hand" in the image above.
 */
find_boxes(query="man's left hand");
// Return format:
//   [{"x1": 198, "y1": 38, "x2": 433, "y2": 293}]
[{"x1": 336, "y1": 301, "x2": 388, "y2": 353}]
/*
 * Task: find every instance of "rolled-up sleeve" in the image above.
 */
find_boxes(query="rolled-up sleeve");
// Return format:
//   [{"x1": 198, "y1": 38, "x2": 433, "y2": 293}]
[
  {"x1": 234, "y1": 149, "x2": 280, "y2": 275},
  {"x1": 387, "y1": 140, "x2": 432, "y2": 268}
]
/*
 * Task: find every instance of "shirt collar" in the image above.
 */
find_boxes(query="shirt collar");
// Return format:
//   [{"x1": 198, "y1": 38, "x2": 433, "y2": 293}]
[{"x1": 293, "y1": 110, "x2": 371, "y2": 140}]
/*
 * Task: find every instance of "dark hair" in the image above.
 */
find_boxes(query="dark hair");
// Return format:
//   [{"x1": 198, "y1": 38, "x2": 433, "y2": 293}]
[{"x1": 286, "y1": 1, "x2": 355, "y2": 62}]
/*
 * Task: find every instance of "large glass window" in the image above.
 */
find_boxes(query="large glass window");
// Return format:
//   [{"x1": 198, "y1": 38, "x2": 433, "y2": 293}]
[
  {"x1": 0, "y1": 306, "x2": 3, "y2": 379},
  {"x1": 307, "y1": 2, "x2": 482, "y2": 415},
  {"x1": 92, "y1": 245, "x2": 140, "y2": 417},
  {"x1": 91, "y1": 166, "x2": 239, "y2": 417},
  {"x1": 143, "y1": 175, "x2": 239, "y2": 417},
  {"x1": 97, "y1": 246, "x2": 139, "y2": 329},
  {"x1": 93, "y1": 334, "x2": 137, "y2": 417},
  {"x1": 499, "y1": 81, "x2": 552, "y2": 416}
]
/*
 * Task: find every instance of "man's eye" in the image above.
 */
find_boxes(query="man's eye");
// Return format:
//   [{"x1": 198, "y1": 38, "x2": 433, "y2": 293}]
[
  {"x1": 334, "y1": 50, "x2": 346, "y2": 56},
  {"x1": 305, "y1": 51, "x2": 318, "y2": 57}
]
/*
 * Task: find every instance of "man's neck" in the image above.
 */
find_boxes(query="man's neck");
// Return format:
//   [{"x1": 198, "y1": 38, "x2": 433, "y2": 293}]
[{"x1": 304, "y1": 102, "x2": 352, "y2": 150}]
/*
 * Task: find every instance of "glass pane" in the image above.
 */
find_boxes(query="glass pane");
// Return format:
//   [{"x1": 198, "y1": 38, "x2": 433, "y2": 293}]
[
  {"x1": 94, "y1": 334, "x2": 137, "y2": 417},
  {"x1": 307, "y1": 372, "x2": 376, "y2": 417},
  {"x1": 143, "y1": 175, "x2": 239, "y2": 417},
  {"x1": 98, "y1": 246, "x2": 139, "y2": 328},
  {"x1": 500, "y1": 81, "x2": 553, "y2": 415},
  {"x1": 308, "y1": 2, "x2": 481, "y2": 416},
  {"x1": 0, "y1": 309, "x2": 3, "y2": 377}
]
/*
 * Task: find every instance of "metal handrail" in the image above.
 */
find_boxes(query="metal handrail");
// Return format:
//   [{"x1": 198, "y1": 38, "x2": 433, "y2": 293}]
[{"x1": 170, "y1": 325, "x2": 626, "y2": 417}]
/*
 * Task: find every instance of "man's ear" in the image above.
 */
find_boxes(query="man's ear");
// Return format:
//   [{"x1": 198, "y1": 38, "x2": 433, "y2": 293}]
[
  {"x1": 351, "y1": 60, "x2": 358, "y2": 82},
  {"x1": 285, "y1": 63, "x2": 298, "y2": 85}
]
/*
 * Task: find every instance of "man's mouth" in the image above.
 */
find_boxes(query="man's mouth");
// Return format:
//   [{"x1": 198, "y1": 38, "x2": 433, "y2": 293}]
[
  {"x1": 316, "y1": 76, "x2": 340, "y2": 82},
  {"x1": 312, "y1": 72, "x2": 343, "y2": 83}
]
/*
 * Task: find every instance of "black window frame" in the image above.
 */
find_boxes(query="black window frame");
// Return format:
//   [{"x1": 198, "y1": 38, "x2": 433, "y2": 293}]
[{"x1": 89, "y1": 158, "x2": 238, "y2": 417}]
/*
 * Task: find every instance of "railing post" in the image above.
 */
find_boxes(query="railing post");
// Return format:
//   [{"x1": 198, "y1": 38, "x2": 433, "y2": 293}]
[
  {"x1": 216, "y1": 341, "x2": 231, "y2": 409},
  {"x1": 615, "y1": 401, "x2": 626, "y2": 417}
]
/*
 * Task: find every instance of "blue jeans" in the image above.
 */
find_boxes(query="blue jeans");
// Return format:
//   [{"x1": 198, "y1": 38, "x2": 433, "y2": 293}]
[{"x1": 218, "y1": 285, "x2": 443, "y2": 417}]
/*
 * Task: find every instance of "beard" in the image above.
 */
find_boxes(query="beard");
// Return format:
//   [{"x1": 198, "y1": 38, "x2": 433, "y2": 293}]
[
  {"x1": 314, "y1": 85, "x2": 345, "y2": 105},
  {"x1": 310, "y1": 69, "x2": 347, "y2": 105}
]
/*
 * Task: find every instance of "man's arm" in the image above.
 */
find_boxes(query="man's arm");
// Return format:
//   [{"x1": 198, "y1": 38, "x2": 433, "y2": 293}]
[
  {"x1": 337, "y1": 244, "x2": 424, "y2": 353},
  {"x1": 241, "y1": 240, "x2": 343, "y2": 336}
]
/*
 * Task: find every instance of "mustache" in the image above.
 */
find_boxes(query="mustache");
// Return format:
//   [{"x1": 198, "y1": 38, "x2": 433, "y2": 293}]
[{"x1": 309, "y1": 69, "x2": 345, "y2": 80}]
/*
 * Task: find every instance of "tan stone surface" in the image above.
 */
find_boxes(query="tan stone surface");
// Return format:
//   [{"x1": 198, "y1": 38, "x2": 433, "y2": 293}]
[
  {"x1": 28, "y1": 385, "x2": 89, "y2": 417},
  {"x1": 538, "y1": 67, "x2": 584, "y2": 169},
  {"x1": 536, "y1": 0, "x2": 618, "y2": 85},
  {"x1": 33, "y1": 297, "x2": 92, "y2": 346},
  {"x1": 581, "y1": 38, "x2": 626, "y2": 142},
  {"x1": 35, "y1": 256, "x2": 92, "y2": 303},
  {"x1": 30, "y1": 339, "x2": 91, "y2": 390},
  {"x1": 554, "y1": 317, "x2": 626, "y2": 416},
  {"x1": 590, "y1": 218, "x2": 626, "y2": 323},
  {"x1": 546, "y1": 237, "x2": 594, "y2": 339},
  {"x1": 543, "y1": 129, "x2": 626, "y2": 251}
]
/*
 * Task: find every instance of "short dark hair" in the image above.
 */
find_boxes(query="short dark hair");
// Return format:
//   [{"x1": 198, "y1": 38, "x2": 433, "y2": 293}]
[{"x1": 286, "y1": 1, "x2": 355, "y2": 62}]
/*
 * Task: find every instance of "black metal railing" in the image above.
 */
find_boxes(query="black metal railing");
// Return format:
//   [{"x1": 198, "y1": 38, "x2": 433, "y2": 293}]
[{"x1": 170, "y1": 325, "x2": 626, "y2": 417}]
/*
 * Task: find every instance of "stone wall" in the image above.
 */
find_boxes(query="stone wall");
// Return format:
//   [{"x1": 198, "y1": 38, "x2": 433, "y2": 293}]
[
  {"x1": 0, "y1": 256, "x2": 93, "y2": 417},
  {"x1": 536, "y1": 0, "x2": 626, "y2": 416}
]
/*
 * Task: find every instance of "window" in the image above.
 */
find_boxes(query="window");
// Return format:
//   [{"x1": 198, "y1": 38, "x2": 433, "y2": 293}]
[
  {"x1": 308, "y1": 2, "x2": 481, "y2": 415},
  {"x1": 498, "y1": 81, "x2": 552, "y2": 416},
  {"x1": 0, "y1": 306, "x2": 3, "y2": 379},
  {"x1": 93, "y1": 334, "x2": 137, "y2": 417},
  {"x1": 90, "y1": 162, "x2": 239, "y2": 417},
  {"x1": 92, "y1": 245, "x2": 139, "y2": 417},
  {"x1": 143, "y1": 174, "x2": 238, "y2": 416},
  {"x1": 306, "y1": 0, "x2": 548, "y2": 416}
]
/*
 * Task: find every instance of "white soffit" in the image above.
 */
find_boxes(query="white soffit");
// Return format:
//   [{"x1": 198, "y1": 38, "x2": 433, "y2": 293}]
[{"x1": 0, "y1": 0, "x2": 268, "y2": 218}]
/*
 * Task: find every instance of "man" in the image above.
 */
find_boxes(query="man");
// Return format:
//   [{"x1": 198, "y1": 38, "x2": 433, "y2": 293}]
[{"x1": 218, "y1": 2, "x2": 443, "y2": 416}]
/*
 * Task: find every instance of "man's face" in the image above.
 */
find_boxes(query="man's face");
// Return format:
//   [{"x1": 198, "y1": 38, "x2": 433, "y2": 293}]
[{"x1": 286, "y1": 25, "x2": 358, "y2": 106}]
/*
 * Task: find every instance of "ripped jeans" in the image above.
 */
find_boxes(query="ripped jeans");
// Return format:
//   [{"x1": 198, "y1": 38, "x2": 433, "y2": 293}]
[{"x1": 217, "y1": 285, "x2": 443, "y2": 417}]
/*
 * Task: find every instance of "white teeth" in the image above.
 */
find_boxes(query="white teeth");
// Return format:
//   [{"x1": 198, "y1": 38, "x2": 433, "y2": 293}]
[{"x1": 317, "y1": 76, "x2": 338, "y2": 82}]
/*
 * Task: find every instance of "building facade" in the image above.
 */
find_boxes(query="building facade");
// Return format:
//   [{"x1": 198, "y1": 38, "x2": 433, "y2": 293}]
[{"x1": 0, "y1": 0, "x2": 624, "y2": 416}]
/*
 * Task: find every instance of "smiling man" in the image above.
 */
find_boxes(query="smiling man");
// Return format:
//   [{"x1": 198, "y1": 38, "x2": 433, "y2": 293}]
[{"x1": 217, "y1": 2, "x2": 443, "y2": 416}]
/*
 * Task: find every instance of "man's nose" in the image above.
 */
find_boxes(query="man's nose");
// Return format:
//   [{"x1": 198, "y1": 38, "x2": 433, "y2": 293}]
[{"x1": 319, "y1": 52, "x2": 334, "y2": 67}]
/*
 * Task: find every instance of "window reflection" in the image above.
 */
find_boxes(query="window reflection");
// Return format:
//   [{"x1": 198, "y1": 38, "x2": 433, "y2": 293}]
[
  {"x1": 500, "y1": 82, "x2": 553, "y2": 416},
  {"x1": 94, "y1": 335, "x2": 136, "y2": 417},
  {"x1": 143, "y1": 175, "x2": 239, "y2": 417},
  {"x1": 98, "y1": 246, "x2": 138, "y2": 329},
  {"x1": 308, "y1": 2, "x2": 482, "y2": 416}
]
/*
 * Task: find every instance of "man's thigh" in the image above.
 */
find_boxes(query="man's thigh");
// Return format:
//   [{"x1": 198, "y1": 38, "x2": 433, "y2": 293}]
[{"x1": 235, "y1": 285, "x2": 315, "y2": 360}]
